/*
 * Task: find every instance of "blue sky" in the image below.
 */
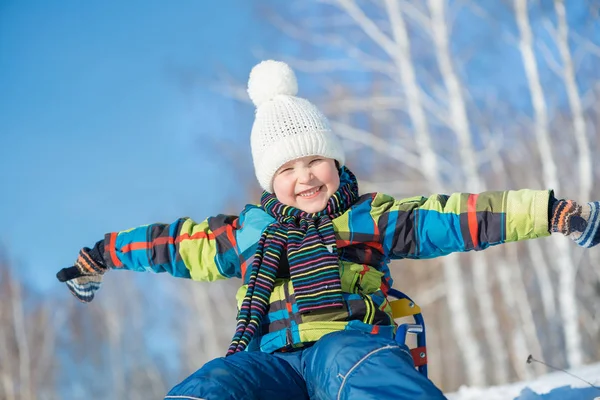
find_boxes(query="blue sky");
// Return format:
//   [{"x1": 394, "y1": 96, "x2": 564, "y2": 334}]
[
  {"x1": 1, "y1": 1, "x2": 598, "y2": 294},
  {"x1": 0, "y1": 0, "x2": 269, "y2": 290}
]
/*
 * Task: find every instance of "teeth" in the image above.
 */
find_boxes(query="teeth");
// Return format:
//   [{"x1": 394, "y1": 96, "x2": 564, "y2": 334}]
[{"x1": 299, "y1": 187, "x2": 320, "y2": 197}]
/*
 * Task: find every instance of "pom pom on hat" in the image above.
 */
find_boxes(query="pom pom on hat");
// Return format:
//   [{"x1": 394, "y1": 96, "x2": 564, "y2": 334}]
[{"x1": 247, "y1": 60, "x2": 298, "y2": 107}]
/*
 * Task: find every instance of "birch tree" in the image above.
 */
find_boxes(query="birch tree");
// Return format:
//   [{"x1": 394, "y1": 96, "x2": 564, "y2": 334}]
[
  {"x1": 553, "y1": 0, "x2": 592, "y2": 203},
  {"x1": 513, "y1": 0, "x2": 582, "y2": 368},
  {"x1": 426, "y1": 0, "x2": 511, "y2": 384},
  {"x1": 0, "y1": 256, "x2": 58, "y2": 400}
]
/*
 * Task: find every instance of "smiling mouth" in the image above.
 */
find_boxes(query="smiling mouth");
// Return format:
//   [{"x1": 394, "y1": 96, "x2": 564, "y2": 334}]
[{"x1": 297, "y1": 186, "x2": 323, "y2": 199}]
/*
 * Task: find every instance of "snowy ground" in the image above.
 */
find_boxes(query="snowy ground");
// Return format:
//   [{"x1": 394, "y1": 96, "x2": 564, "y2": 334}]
[{"x1": 446, "y1": 362, "x2": 600, "y2": 400}]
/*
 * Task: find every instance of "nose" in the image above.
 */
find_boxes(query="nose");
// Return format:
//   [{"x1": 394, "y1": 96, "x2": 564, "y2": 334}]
[{"x1": 298, "y1": 167, "x2": 312, "y2": 183}]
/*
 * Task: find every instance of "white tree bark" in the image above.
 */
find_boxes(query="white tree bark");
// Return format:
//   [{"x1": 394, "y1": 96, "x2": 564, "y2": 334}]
[
  {"x1": 487, "y1": 128, "x2": 549, "y2": 376},
  {"x1": 382, "y1": 0, "x2": 443, "y2": 193},
  {"x1": 441, "y1": 255, "x2": 485, "y2": 385},
  {"x1": 554, "y1": 236, "x2": 582, "y2": 367},
  {"x1": 501, "y1": 244, "x2": 545, "y2": 378},
  {"x1": 386, "y1": 0, "x2": 488, "y2": 385},
  {"x1": 171, "y1": 279, "x2": 238, "y2": 373},
  {"x1": 383, "y1": 0, "x2": 484, "y2": 385},
  {"x1": 11, "y1": 280, "x2": 32, "y2": 400},
  {"x1": 526, "y1": 240, "x2": 556, "y2": 322},
  {"x1": 514, "y1": 0, "x2": 559, "y2": 194},
  {"x1": 0, "y1": 373, "x2": 14, "y2": 400},
  {"x1": 514, "y1": 0, "x2": 582, "y2": 367},
  {"x1": 427, "y1": 0, "x2": 509, "y2": 384},
  {"x1": 36, "y1": 308, "x2": 60, "y2": 398},
  {"x1": 0, "y1": 281, "x2": 15, "y2": 400},
  {"x1": 329, "y1": 120, "x2": 421, "y2": 167},
  {"x1": 194, "y1": 284, "x2": 223, "y2": 361},
  {"x1": 471, "y1": 252, "x2": 510, "y2": 383},
  {"x1": 427, "y1": 0, "x2": 482, "y2": 193},
  {"x1": 334, "y1": 0, "x2": 443, "y2": 190},
  {"x1": 554, "y1": 0, "x2": 591, "y2": 202},
  {"x1": 104, "y1": 294, "x2": 125, "y2": 398}
]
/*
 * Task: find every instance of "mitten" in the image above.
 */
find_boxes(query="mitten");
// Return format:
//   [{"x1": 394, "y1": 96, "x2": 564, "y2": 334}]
[
  {"x1": 57, "y1": 240, "x2": 108, "y2": 302},
  {"x1": 550, "y1": 199, "x2": 600, "y2": 248}
]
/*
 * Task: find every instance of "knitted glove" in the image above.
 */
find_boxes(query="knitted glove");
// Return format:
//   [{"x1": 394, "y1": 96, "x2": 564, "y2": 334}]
[
  {"x1": 550, "y1": 199, "x2": 600, "y2": 248},
  {"x1": 56, "y1": 240, "x2": 108, "y2": 302}
]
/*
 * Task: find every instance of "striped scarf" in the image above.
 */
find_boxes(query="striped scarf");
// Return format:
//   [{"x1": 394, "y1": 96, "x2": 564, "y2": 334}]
[{"x1": 227, "y1": 167, "x2": 359, "y2": 355}]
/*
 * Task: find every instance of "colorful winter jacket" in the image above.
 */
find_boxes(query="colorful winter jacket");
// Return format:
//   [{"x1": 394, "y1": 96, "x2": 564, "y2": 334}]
[{"x1": 101, "y1": 189, "x2": 551, "y2": 353}]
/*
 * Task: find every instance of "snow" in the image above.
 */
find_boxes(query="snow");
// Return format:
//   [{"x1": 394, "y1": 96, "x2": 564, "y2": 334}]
[{"x1": 446, "y1": 362, "x2": 600, "y2": 400}]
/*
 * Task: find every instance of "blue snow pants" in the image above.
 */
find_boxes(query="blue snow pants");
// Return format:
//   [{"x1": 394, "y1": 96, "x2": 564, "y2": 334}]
[{"x1": 165, "y1": 330, "x2": 446, "y2": 400}]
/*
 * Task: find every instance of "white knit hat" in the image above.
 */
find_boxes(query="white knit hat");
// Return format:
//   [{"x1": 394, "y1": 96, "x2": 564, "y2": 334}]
[{"x1": 248, "y1": 60, "x2": 345, "y2": 193}]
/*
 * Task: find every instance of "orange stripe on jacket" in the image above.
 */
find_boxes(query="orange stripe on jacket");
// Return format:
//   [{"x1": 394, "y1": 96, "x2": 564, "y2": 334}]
[
  {"x1": 467, "y1": 194, "x2": 479, "y2": 249},
  {"x1": 108, "y1": 232, "x2": 123, "y2": 267},
  {"x1": 225, "y1": 225, "x2": 237, "y2": 252},
  {"x1": 121, "y1": 236, "x2": 175, "y2": 253},
  {"x1": 176, "y1": 230, "x2": 216, "y2": 243},
  {"x1": 174, "y1": 222, "x2": 236, "y2": 244},
  {"x1": 240, "y1": 260, "x2": 248, "y2": 280}
]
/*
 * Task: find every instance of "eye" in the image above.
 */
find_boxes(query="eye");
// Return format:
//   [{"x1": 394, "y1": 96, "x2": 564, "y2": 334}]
[
  {"x1": 309, "y1": 158, "x2": 323, "y2": 165},
  {"x1": 278, "y1": 167, "x2": 292, "y2": 174}
]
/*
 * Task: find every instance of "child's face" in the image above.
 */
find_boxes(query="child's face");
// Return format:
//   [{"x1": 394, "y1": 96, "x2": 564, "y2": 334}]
[{"x1": 272, "y1": 156, "x2": 340, "y2": 213}]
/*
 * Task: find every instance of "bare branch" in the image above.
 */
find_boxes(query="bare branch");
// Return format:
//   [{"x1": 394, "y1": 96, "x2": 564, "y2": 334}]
[
  {"x1": 334, "y1": 39, "x2": 403, "y2": 79},
  {"x1": 399, "y1": 0, "x2": 431, "y2": 30},
  {"x1": 284, "y1": 57, "x2": 374, "y2": 73},
  {"x1": 536, "y1": 38, "x2": 564, "y2": 77},
  {"x1": 320, "y1": 95, "x2": 406, "y2": 115},
  {"x1": 329, "y1": 120, "x2": 422, "y2": 167},
  {"x1": 569, "y1": 29, "x2": 600, "y2": 59},
  {"x1": 359, "y1": 178, "x2": 424, "y2": 194},
  {"x1": 267, "y1": 10, "x2": 349, "y2": 49},
  {"x1": 333, "y1": 0, "x2": 399, "y2": 61}
]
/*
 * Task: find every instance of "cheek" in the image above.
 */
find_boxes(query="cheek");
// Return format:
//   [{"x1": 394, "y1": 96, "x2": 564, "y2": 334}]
[
  {"x1": 273, "y1": 176, "x2": 294, "y2": 200},
  {"x1": 328, "y1": 174, "x2": 340, "y2": 192},
  {"x1": 323, "y1": 168, "x2": 340, "y2": 192},
  {"x1": 315, "y1": 162, "x2": 340, "y2": 187}
]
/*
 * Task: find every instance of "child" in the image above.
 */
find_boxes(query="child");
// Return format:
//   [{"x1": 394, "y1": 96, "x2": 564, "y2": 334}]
[{"x1": 57, "y1": 60, "x2": 600, "y2": 400}]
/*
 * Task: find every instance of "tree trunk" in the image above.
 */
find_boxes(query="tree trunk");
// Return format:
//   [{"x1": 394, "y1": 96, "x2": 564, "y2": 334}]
[
  {"x1": 514, "y1": 0, "x2": 582, "y2": 367},
  {"x1": 554, "y1": 0, "x2": 591, "y2": 203}
]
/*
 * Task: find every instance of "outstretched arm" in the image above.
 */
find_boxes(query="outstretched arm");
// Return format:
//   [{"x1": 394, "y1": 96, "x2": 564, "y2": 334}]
[
  {"x1": 373, "y1": 189, "x2": 552, "y2": 259},
  {"x1": 58, "y1": 214, "x2": 242, "y2": 302},
  {"x1": 103, "y1": 215, "x2": 241, "y2": 280}
]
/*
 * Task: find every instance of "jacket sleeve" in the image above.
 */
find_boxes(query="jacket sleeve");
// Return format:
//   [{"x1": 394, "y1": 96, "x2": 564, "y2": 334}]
[
  {"x1": 101, "y1": 214, "x2": 242, "y2": 281},
  {"x1": 371, "y1": 189, "x2": 552, "y2": 259}
]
